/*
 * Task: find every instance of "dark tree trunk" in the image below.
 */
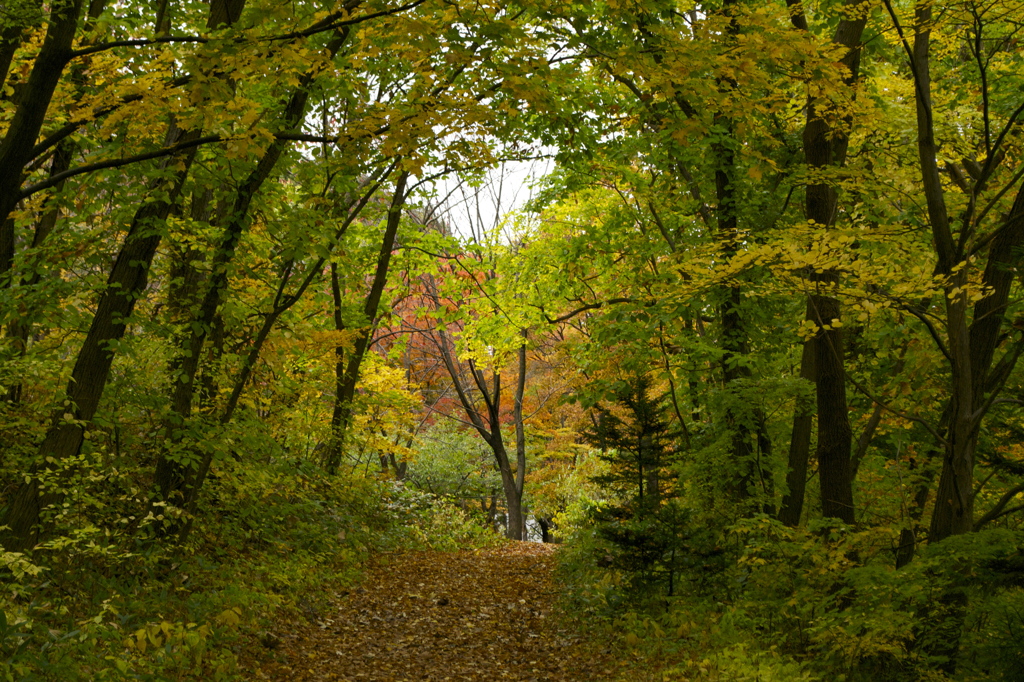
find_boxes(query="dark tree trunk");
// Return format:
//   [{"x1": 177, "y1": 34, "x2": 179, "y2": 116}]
[
  {"x1": 810, "y1": 291, "x2": 855, "y2": 523},
  {"x1": 512, "y1": 338, "x2": 528, "y2": 524},
  {"x1": 902, "y1": 0, "x2": 1024, "y2": 542},
  {"x1": 779, "y1": 339, "x2": 815, "y2": 526},
  {"x1": 2, "y1": 0, "x2": 253, "y2": 550},
  {"x1": 154, "y1": 28, "x2": 350, "y2": 513},
  {"x1": 895, "y1": 454, "x2": 938, "y2": 569},
  {"x1": 795, "y1": 0, "x2": 868, "y2": 525},
  {"x1": 493, "y1": 436, "x2": 525, "y2": 541},
  {"x1": 0, "y1": 0, "x2": 87, "y2": 327},
  {"x1": 324, "y1": 262, "x2": 349, "y2": 472},
  {"x1": 709, "y1": 0, "x2": 774, "y2": 507},
  {"x1": 886, "y1": 3, "x2": 1024, "y2": 669},
  {"x1": 4, "y1": 140, "x2": 74, "y2": 404},
  {"x1": 929, "y1": 186, "x2": 1024, "y2": 541},
  {"x1": 0, "y1": 0, "x2": 82, "y2": 242},
  {"x1": 537, "y1": 517, "x2": 558, "y2": 543},
  {"x1": 0, "y1": 128, "x2": 199, "y2": 551},
  {"x1": 321, "y1": 172, "x2": 409, "y2": 474},
  {"x1": 3, "y1": 0, "x2": 112, "y2": 405}
]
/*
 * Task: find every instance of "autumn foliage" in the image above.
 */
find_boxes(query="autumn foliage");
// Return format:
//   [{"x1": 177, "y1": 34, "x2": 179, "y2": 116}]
[{"x1": 1, "y1": 0, "x2": 1024, "y2": 680}]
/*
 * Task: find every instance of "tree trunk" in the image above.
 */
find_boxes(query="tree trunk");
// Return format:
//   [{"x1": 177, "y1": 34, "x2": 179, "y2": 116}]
[
  {"x1": 324, "y1": 262, "x2": 349, "y2": 472},
  {"x1": 0, "y1": 0, "x2": 82, "y2": 240},
  {"x1": 432, "y1": 317, "x2": 527, "y2": 540},
  {"x1": 710, "y1": 0, "x2": 764, "y2": 506},
  {"x1": 512, "y1": 339, "x2": 528, "y2": 527},
  {"x1": 3, "y1": 0, "x2": 117, "y2": 406},
  {"x1": 811, "y1": 291, "x2": 855, "y2": 523},
  {"x1": 154, "y1": 29, "x2": 351, "y2": 509},
  {"x1": 796, "y1": 0, "x2": 868, "y2": 525},
  {"x1": 903, "y1": 0, "x2": 1024, "y2": 542},
  {"x1": 0, "y1": 0, "x2": 248, "y2": 550},
  {"x1": 779, "y1": 338, "x2": 815, "y2": 526},
  {"x1": 4, "y1": 140, "x2": 74, "y2": 404},
  {"x1": 321, "y1": 172, "x2": 409, "y2": 474},
  {"x1": 494, "y1": 438, "x2": 525, "y2": 541},
  {"x1": 0, "y1": 128, "x2": 199, "y2": 551}
]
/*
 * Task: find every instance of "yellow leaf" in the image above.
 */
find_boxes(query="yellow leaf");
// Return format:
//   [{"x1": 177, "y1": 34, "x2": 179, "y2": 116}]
[
  {"x1": 147, "y1": 626, "x2": 162, "y2": 648},
  {"x1": 217, "y1": 607, "x2": 242, "y2": 627}
]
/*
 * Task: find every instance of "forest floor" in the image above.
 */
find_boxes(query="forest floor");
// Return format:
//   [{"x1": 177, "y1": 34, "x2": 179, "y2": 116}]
[{"x1": 244, "y1": 542, "x2": 623, "y2": 681}]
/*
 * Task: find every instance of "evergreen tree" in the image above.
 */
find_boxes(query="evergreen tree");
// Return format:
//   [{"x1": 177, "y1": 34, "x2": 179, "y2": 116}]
[
  {"x1": 584, "y1": 375, "x2": 678, "y2": 514},
  {"x1": 583, "y1": 376, "x2": 693, "y2": 594}
]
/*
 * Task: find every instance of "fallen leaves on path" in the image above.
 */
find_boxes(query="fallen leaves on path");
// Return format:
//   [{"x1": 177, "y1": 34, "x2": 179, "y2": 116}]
[{"x1": 248, "y1": 542, "x2": 616, "y2": 681}]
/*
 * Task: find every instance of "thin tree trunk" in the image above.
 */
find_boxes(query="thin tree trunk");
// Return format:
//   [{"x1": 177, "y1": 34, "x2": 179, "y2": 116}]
[
  {"x1": 850, "y1": 403, "x2": 883, "y2": 481},
  {"x1": 3, "y1": 0, "x2": 118, "y2": 407},
  {"x1": 322, "y1": 172, "x2": 409, "y2": 474},
  {"x1": 493, "y1": 436, "x2": 525, "y2": 541},
  {"x1": 779, "y1": 338, "x2": 816, "y2": 526},
  {"x1": 324, "y1": 262, "x2": 349, "y2": 471},
  {"x1": 4, "y1": 141, "x2": 74, "y2": 403},
  {"x1": 512, "y1": 337, "x2": 528, "y2": 532},
  {"x1": 0, "y1": 0, "x2": 82, "y2": 242},
  {"x1": 709, "y1": 0, "x2": 773, "y2": 507},
  {"x1": 513, "y1": 338, "x2": 528, "y2": 515},
  {"x1": 0, "y1": 0, "x2": 243, "y2": 550},
  {"x1": 895, "y1": 455, "x2": 938, "y2": 569},
  {"x1": 154, "y1": 28, "x2": 352, "y2": 508},
  {"x1": 897, "y1": 1, "x2": 1024, "y2": 542},
  {"x1": 432, "y1": 316, "x2": 526, "y2": 540},
  {"x1": 811, "y1": 291, "x2": 855, "y2": 523}
]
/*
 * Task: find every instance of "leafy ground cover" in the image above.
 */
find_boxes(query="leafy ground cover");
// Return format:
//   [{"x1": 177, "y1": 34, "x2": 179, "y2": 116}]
[{"x1": 244, "y1": 543, "x2": 621, "y2": 681}]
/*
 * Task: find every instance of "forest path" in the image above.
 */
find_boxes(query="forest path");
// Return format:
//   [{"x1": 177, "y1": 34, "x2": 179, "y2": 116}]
[{"x1": 250, "y1": 543, "x2": 616, "y2": 681}]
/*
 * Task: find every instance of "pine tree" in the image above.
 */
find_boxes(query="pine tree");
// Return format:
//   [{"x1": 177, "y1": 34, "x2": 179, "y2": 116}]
[
  {"x1": 584, "y1": 375, "x2": 678, "y2": 515},
  {"x1": 583, "y1": 375, "x2": 688, "y2": 593}
]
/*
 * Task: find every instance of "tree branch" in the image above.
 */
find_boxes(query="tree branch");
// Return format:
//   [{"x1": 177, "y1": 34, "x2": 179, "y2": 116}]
[
  {"x1": 19, "y1": 135, "x2": 222, "y2": 199},
  {"x1": 540, "y1": 297, "x2": 635, "y2": 324},
  {"x1": 975, "y1": 483, "x2": 1024, "y2": 529},
  {"x1": 844, "y1": 370, "x2": 947, "y2": 445}
]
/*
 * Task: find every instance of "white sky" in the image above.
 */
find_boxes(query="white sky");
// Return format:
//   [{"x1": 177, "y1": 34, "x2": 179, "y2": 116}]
[{"x1": 418, "y1": 155, "x2": 554, "y2": 244}]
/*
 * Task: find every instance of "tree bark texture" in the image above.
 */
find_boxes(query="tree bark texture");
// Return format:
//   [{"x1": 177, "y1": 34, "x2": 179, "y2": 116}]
[{"x1": 797, "y1": 0, "x2": 868, "y2": 525}]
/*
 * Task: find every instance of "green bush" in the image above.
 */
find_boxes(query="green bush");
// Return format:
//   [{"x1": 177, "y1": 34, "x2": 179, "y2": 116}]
[
  {"x1": 556, "y1": 509, "x2": 1024, "y2": 682},
  {"x1": 0, "y1": 450, "x2": 409, "y2": 680},
  {"x1": 383, "y1": 482, "x2": 504, "y2": 551}
]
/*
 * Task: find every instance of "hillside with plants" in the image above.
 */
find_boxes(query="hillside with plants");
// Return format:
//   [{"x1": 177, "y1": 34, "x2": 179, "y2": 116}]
[{"x1": 1, "y1": 0, "x2": 1023, "y2": 679}]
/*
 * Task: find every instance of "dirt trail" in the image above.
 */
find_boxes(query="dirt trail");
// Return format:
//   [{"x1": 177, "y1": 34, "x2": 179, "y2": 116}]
[{"x1": 250, "y1": 543, "x2": 615, "y2": 681}]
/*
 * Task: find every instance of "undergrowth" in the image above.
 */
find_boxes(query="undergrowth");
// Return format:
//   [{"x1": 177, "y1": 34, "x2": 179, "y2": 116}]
[
  {"x1": 555, "y1": 510, "x2": 1024, "y2": 682},
  {"x1": 0, "y1": 455, "x2": 502, "y2": 681}
]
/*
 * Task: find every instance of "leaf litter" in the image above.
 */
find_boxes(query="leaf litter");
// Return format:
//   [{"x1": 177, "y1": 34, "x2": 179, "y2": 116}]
[{"x1": 247, "y1": 542, "x2": 617, "y2": 681}]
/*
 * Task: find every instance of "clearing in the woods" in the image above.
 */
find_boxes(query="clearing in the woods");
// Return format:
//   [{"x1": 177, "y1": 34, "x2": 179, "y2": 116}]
[{"x1": 247, "y1": 543, "x2": 620, "y2": 681}]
